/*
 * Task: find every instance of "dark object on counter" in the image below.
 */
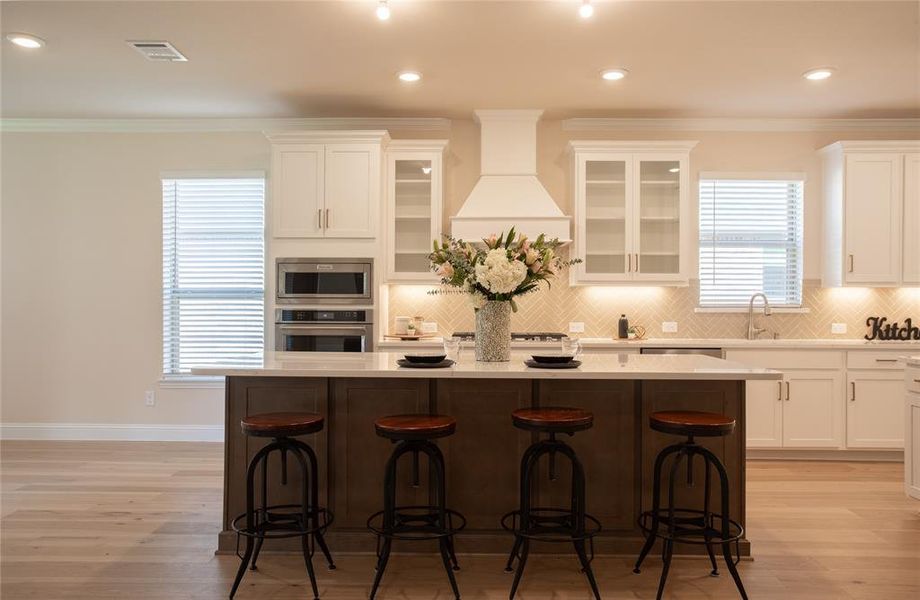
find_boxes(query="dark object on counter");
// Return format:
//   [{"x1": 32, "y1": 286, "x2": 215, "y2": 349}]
[
  {"x1": 634, "y1": 410, "x2": 747, "y2": 600},
  {"x1": 865, "y1": 316, "x2": 920, "y2": 341},
  {"x1": 367, "y1": 414, "x2": 465, "y2": 599},
  {"x1": 531, "y1": 354, "x2": 575, "y2": 364},
  {"x1": 404, "y1": 353, "x2": 447, "y2": 364},
  {"x1": 397, "y1": 358, "x2": 455, "y2": 369},
  {"x1": 502, "y1": 406, "x2": 601, "y2": 600},
  {"x1": 230, "y1": 412, "x2": 336, "y2": 599},
  {"x1": 524, "y1": 359, "x2": 582, "y2": 369},
  {"x1": 618, "y1": 314, "x2": 629, "y2": 339}
]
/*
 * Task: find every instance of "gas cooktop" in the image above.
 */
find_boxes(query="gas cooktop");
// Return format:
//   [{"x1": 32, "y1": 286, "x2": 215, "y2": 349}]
[{"x1": 450, "y1": 332, "x2": 569, "y2": 342}]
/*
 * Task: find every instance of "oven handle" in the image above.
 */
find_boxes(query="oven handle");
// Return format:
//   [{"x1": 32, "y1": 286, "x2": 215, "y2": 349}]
[{"x1": 277, "y1": 325, "x2": 372, "y2": 334}]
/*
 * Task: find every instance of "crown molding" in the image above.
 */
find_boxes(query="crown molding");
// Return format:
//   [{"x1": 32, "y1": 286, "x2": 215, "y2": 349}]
[
  {"x1": 568, "y1": 140, "x2": 700, "y2": 153},
  {"x1": 0, "y1": 116, "x2": 452, "y2": 133},
  {"x1": 562, "y1": 117, "x2": 920, "y2": 133}
]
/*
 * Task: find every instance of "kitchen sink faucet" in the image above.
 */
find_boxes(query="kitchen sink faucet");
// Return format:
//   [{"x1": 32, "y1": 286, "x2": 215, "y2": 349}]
[{"x1": 747, "y1": 293, "x2": 773, "y2": 340}]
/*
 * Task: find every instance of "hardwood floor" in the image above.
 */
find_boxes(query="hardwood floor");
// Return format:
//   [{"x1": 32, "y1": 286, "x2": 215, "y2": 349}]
[{"x1": 1, "y1": 441, "x2": 918, "y2": 599}]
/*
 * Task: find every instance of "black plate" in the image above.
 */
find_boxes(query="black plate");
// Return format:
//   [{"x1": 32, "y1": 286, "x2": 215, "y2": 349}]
[
  {"x1": 531, "y1": 354, "x2": 575, "y2": 364},
  {"x1": 404, "y1": 354, "x2": 448, "y2": 364},
  {"x1": 524, "y1": 359, "x2": 582, "y2": 369},
  {"x1": 397, "y1": 359, "x2": 455, "y2": 369}
]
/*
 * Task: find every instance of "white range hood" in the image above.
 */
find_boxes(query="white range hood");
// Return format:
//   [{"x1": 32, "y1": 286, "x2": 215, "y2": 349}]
[{"x1": 451, "y1": 109, "x2": 571, "y2": 243}]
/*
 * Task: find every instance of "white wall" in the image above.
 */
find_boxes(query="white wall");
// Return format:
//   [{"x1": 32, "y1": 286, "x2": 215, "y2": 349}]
[
  {"x1": 1, "y1": 122, "x2": 915, "y2": 437},
  {"x1": 1, "y1": 131, "x2": 271, "y2": 436}
]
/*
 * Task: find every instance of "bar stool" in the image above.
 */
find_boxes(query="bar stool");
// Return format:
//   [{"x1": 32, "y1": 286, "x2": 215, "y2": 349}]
[
  {"x1": 633, "y1": 410, "x2": 747, "y2": 600},
  {"x1": 229, "y1": 412, "x2": 335, "y2": 600},
  {"x1": 367, "y1": 414, "x2": 466, "y2": 600},
  {"x1": 501, "y1": 407, "x2": 602, "y2": 600}
]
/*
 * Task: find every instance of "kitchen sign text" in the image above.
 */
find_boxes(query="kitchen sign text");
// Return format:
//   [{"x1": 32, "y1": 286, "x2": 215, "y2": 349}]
[{"x1": 865, "y1": 317, "x2": 920, "y2": 341}]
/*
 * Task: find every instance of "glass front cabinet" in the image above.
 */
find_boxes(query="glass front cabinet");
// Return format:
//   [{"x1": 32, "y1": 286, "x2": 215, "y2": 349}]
[
  {"x1": 569, "y1": 141, "x2": 697, "y2": 285},
  {"x1": 385, "y1": 140, "x2": 448, "y2": 282}
]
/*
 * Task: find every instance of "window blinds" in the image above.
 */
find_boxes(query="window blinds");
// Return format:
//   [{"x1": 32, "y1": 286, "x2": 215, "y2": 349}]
[
  {"x1": 698, "y1": 178, "x2": 804, "y2": 307},
  {"x1": 162, "y1": 177, "x2": 265, "y2": 375}
]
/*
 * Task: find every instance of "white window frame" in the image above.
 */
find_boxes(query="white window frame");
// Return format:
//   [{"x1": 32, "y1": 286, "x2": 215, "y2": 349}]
[
  {"x1": 697, "y1": 172, "x2": 805, "y2": 310},
  {"x1": 161, "y1": 171, "x2": 266, "y2": 381}
]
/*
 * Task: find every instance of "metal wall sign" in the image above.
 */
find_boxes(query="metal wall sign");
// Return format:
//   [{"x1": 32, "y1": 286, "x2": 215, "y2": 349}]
[{"x1": 865, "y1": 317, "x2": 920, "y2": 341}]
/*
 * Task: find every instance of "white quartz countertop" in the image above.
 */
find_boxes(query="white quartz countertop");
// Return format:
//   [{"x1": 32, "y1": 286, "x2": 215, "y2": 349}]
[
  {"x1": 194, "y1": 351, "x2": 782, "y2": 380},
  {"x1": 377, "y1": 337, "x2": 920, "y2": 351}
]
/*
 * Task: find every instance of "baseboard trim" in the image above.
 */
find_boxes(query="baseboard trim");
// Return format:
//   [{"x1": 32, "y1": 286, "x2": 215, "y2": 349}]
[
  {"x1": 747, "y1": 448, "x2": 904, "y2": 462},
  {"x1": 0, "y1": 422, "x2": 224, "y2": 442}
]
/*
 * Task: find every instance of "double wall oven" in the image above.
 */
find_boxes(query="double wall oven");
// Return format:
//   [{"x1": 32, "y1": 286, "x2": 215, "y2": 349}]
[{"x1": 275, "y1": 258, "x2": 374, "y2": 352}]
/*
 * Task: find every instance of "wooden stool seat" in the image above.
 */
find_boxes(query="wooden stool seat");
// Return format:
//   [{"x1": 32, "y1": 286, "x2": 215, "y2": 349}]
[
  {"x1": 511, "y1": 407, "x2": 594, "y2": 433},
  {"x1": 241, "y1": 412, "x2": 325, "y2": 438},
  {"x1": 649, "y1": 410, "x2": 735, "y2": 438},
  {"x1": 374, "y1": 414, "x2": 457, "y2": 440}
]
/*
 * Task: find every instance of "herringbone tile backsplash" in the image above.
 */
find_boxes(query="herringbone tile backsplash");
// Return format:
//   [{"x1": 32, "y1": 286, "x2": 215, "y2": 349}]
[{"x1": 387, "y1": 280, "x2": 920, "y2": 340}]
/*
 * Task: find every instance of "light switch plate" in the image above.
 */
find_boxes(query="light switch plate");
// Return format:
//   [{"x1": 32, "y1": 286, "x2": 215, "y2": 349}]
[
  {"x1": 421, "y1": 321, "x2": 438, "y2": 334},
  {"x1": 662, "y1": 321, "x2": 678, "y2": 333},
  {"x1": 831, "y1": 322, "x2": 847, "y2": 334},
  {"x1": 144, "y1": 391, "x2": 156, "y2": 407},
  {"x1": 569, "y1": 321, "x2": 585, "y2": 334}
]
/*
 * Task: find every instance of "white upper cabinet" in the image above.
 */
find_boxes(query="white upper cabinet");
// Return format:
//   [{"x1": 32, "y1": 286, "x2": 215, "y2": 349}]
[
  {"x1": 903, "y1": 153, "x2": 920, "y2": 284},
  {"x1": 267, "y1": 131, "x2": 389, "y2": 239},
  {"x1": 569, "y1": 141, "x2": 696, "y2": 286},
  {"x1": 820, "y1": 141, "x2": 920, "y2": 287},
  {"x1": 384, "y1": 140, "x2": 448, "y2": 283}
]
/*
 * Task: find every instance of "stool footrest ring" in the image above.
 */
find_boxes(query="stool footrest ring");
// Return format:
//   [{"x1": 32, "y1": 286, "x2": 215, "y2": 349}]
[
  {"x1": 638, "y1": 508, "x2": 744, "y2": 545},
  {"x1": 367, "y1": 505, "x2": 467, "y2": 541},
  {"x1": 231, "y1": 504, "x2": 334, "y2": 540},
  {"x1": 501, "y1": 508, "x2": 601, "y2": 543}
]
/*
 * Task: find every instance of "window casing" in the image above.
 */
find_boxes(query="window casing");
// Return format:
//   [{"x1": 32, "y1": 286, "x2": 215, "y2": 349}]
[
  {"x1": 698, "y1": 175, "x2": 804, "y2": 308},
  {"x1": 162, "y1": 175, "x2": 265, "y2": 376}
]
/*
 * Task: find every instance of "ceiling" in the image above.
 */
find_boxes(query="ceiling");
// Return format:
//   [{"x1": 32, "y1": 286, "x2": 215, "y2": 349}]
[{"x1": 2, "y1": 1, "x2": 918, "y2": 120}]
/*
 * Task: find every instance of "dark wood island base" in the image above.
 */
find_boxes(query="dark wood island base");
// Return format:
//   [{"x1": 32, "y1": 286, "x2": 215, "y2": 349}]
[{"x1": 219, "y1": 376, "x2": 747, "y2": 557}]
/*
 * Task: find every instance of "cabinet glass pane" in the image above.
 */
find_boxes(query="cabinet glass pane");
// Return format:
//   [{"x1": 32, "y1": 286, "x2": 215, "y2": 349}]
[
  {"x1": 584, "y1": 160, "x2": 627, "y2": 274},
  {"x1": 637, "y1": 160, "x2": 680, "y2": 275},
  {"x1": 394, "y1": 159, "x2": 432, "y2": 273}
]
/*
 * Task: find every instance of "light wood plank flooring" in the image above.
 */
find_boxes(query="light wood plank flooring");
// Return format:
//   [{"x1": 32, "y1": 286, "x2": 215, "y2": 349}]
[{"x1": 1, "y1": 441, "x2": 918, "y2": 599}]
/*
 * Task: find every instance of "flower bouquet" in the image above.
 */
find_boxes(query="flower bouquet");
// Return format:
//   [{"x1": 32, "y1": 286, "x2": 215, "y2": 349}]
[{"x1": 429, "y1": 228, "x2": 580, "y2": 361}]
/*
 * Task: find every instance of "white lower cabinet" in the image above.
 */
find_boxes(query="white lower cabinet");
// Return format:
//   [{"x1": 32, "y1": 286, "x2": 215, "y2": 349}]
[
  {"x1": 782, "y1": 371, "x2": 844, "y2": 448},
  {"x1": 906, "y1": 364, "x2": 920, "y2": 499},
  {"x1": 846, "y1": 372, "x2": 905, "y2": 448},
  {"x1": 745, "y1": 379, "x2": 784, "y2": 448}
]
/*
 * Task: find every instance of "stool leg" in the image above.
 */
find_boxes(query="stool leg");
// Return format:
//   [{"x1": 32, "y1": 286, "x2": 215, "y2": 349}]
[
  {"x1": 250, "y1": 450, "x2": 269, "y2": 571},
  {"x1": 564, "y1": 443, "x2": 600, "y2": 600},
  {"x1": 700, "y1": 455, "x2": 719, "y2": 577},
  {"x1": 503, "y1": 536, "x2": 523, "y2": 574},
  {"x1": 634, "y1": 444, "x2": 682, "y2": 574},
  {"x1": 292, "y1": 438, "x2": 336, "y2": 571},
  {"x1": 504, "y1": 442, "x2": 541, "y2": 573},
  {"x1": 655, "y1": 539, "x2": 674, "y2": 600},
  {"x1": 508, "y1": 538, "x2": 530, "y2": 600},
  {"x1": 369, "y1": 441, "x2": 405, "y2": 599},
  {"x1": 426, "y1": 441, "x2": 460, "y2": 598},
  {"x1": 230, "y1": 443, "x2": 274, "y2": 598},
  {"x1": 574, "y1": 539, "x2": 600, "y2": 600},
  {"x1": 288, "y1": 444, "x2": 321, "y2": 600},
  {"x1": 369, "y1": 538, "x2": 392, "y2": 600}
]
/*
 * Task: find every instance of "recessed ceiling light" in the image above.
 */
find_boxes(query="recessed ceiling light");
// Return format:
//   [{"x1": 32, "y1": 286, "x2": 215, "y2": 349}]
[
  {"x1": 6, "y1": 33, "x2": 45, "y2": 49},
  {"x1": 803, "y1": 67, "x2": 835, "y2": 81},
  {"x1": 376, "y1": 1, "x2": 391, "y2": 21},
  {"x1": 601, "y1": 68, "x2": 628, "y2": 81},
  {"x1": 579, "y1": 1, "x2": 594, "y2": 19},
  {"x1": 398, "y1": 71, "x2": 421, "y2": 83},
  {"x1": 669, "y1": 167, "x2": 680, "y2": 173}
]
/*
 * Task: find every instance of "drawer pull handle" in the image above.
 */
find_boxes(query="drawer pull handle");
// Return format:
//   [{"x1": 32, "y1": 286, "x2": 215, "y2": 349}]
[
  {"x1": 777, "y1": 381, "x2": 782, "y2": 401},
  {"x1": 848, "y1": 254, "x2": 854, "y2": 273},
  {"x1": 317, "y1": 208, "x2": 323, "y2": 229},
  {"x1": 850, "y1": 381, "x2": 856, "y2": 402},
  {"x1": 785, "y1": 381, "x2": 790, "y2": 401},
  {"x1": 915, "y1": 379, "x2": 920, "y2": 383},
  {"x1": 875, "y1": 359, "x2": 898, "y2": 363}
]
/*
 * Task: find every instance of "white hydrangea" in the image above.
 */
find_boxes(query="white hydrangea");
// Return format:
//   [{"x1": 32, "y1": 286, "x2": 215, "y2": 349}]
[{"x1": 474, "y1": 248, "x2": 527, "y2": 294}]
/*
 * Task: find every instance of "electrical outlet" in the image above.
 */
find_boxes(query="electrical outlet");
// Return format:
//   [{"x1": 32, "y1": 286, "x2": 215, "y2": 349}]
[
  {"x1": 144, "y1": 391, "x2": 156, "y2": 407},
  {"x1": 831, "y1": 322, "x2": 848, "y2": 335},
  {"x1": 569, "y1": 321, "x2": 585, "y2": 333},
  {"x1": 421, "y1": 321, "x2": 438, "y2": 334},
  {"x1": 662, "y1": 321, "x2": 678, "y2": 333}
]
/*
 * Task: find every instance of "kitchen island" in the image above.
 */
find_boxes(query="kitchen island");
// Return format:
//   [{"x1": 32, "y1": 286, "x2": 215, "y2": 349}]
[{"x1": 197, "y1": 352, "x2": 781, "y2": 556}]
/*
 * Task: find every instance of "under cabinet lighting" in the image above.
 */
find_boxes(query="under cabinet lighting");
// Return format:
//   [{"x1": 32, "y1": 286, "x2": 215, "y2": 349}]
[
  {"x1": 398, "y1": 71, "x2": 421, "y2": 83},
  {"x1": 579, "y1": 1, "x2": 594, "y2": 19},
  {"x1": 669, "y1": 168, "x2": 680, "y2": 173},
  {"x1": 376, "y1": 1, "x2": 391, "y2": 21},
  {"x1": 6, "y1": 33, "x2": 44, "y2": 49},
  {"x1": 601, "y1": 68, "x2": 628, "y2": 81},
  {"x1": 803, "y1": 67, "x2": 835, "y2": 81}
]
